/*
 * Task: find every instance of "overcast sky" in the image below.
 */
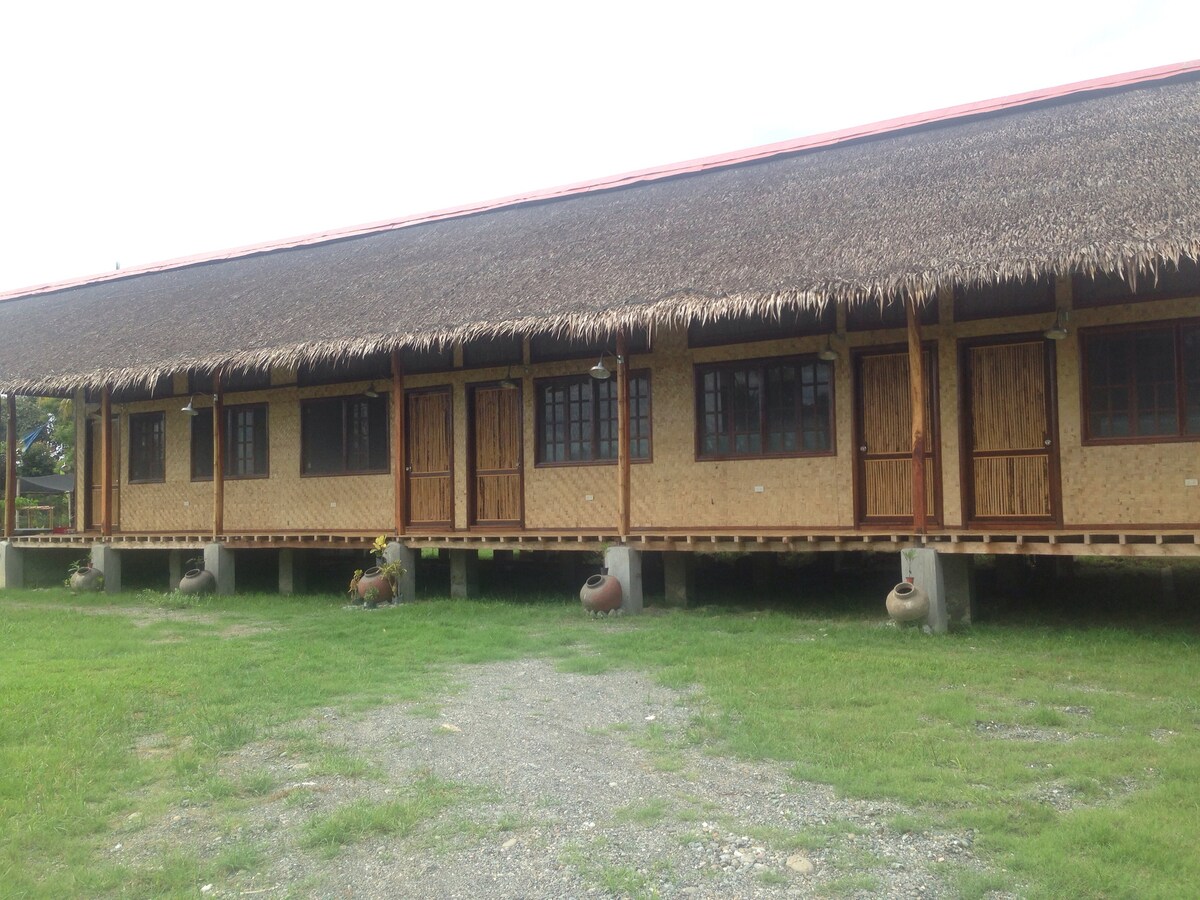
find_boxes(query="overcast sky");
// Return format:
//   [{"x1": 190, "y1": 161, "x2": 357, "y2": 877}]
[{"x1": 1, "y1": 0, "x2": 1197, "y2": 294}]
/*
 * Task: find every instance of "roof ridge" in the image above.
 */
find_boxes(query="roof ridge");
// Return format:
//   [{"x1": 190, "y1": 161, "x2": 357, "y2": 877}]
[{"x1": 4, "y1": 57, "x2": 1198, "y2": 304}]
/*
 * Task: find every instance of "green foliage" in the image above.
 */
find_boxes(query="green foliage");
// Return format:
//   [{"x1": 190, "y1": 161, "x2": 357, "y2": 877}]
[{"x1": 1, "y1": 589, "x2": 1199, "y2": 898}]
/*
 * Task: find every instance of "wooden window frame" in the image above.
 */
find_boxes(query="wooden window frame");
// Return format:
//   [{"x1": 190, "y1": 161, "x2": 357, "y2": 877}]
[
  {"x1": 694, "y1": 354, "x2": 836, "y2": 461},
  {"x1": 300, "y1": 393, "x2": 391, "y2": 477},
  {"x1": 534, "y1": 370, "x2": 652, "y2": 467},
  {"x1": 192, "y1": 404, "x2": 270, "y2": 481},
  {"x1": 1080, "y1": 318, "x2": 1200, "y2": 446},
  {"x1": 128, "y1": 411, "x2": 166, "y2": 484}
]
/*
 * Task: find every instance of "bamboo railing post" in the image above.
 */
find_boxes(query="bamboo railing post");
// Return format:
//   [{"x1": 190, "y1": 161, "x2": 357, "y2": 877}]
[
  {"x1": 905, "y1": 297, "x2": 928, "y2": 534},
  {"x1": 391, "y1": 350, "x2": 406, "y2": 536},
  {"x1": 616, "y1": 331, "x2": 631, "y2": 539},
  {"x1": 100, "y1": 386, "x2": 113, "y2": 537},
  {"x1": 3, "y1": 394, "x2": 16, "y2": 539},
  {"x1": 212, "y1": 371, "x2": 224, "y2": 540}
]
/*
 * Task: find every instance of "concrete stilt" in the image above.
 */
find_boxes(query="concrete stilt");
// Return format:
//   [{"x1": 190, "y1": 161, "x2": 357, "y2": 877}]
[
  {"x1": 384, "y1": 542, "x2": 416, "y2": 602},
  {"x1": 663, "y1": 552, "x2": 695, "y2": 608},
  {"x1": 0, "y1": 541, "x2": 24, "y2": 590},
  {"x1": 203, "y1": 543, "x2": 235, "y2": 595},
  {"x1": 91, "y1": 543, "x2": 122, "y2": 593},
  {"x1": 902, "y1": 549, "x2": 974, "y2": 633},
  {"x1": 449, "y1": 549, "x2": 478, "y2": 599},
  {"x1": 168, "y1": 550, "x2": 185, "y2": 591},
  {"x1": 279, "y1": 549, "x2": 308, "y2": 595},
  {"x1": 604, "y1": 545, "x2": 643, "y2": 614}
]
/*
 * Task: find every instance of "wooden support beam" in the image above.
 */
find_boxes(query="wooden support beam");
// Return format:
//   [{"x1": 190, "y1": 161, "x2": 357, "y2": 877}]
[
  {"x1": 615, "y1": 330, "x2": 631, "y2": 539},
  {"x1": 212, "y1": 371, "x2": 224, "y2": 540},
  {"x1": 100, "y1": 386, "x2": 113, "y2": 537},
  {"x1": 905, "y1": 296, "x2": 928, "y2": 534},
  {"x1": 3, "y1": 393, "x2": 16, "y2": 539},
  {"x1": 391, "y1": 350, "x2": 406, "y2": 536}
]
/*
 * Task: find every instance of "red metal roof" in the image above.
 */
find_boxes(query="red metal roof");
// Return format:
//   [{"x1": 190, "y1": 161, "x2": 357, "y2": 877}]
[{"x1": 5, "y1": 58, "x2": 1199, "y2": 304}]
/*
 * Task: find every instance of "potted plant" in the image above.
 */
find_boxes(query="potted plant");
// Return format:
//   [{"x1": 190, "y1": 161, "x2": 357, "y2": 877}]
[{"x1": 349, "y1": 536, "x2": 406, "y2": 607}]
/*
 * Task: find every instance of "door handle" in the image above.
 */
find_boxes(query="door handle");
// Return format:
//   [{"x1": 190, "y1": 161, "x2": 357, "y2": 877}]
[
  {"x1": 1043, "y1": 439, "x2": 1052, "y2": 447},
  {"x1": 859, "y1": 445, "x2": 867, "y2": 452}
]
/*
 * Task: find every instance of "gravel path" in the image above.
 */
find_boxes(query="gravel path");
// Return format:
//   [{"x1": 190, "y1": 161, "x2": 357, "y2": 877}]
[{"x1": 123, "y1": 659, "x2": 1007, "y2": 898}]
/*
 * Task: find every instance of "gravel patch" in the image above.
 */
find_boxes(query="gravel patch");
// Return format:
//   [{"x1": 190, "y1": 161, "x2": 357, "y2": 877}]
[{"x1": 117, "y1": 660, "x2": 1012, "y2": 898}]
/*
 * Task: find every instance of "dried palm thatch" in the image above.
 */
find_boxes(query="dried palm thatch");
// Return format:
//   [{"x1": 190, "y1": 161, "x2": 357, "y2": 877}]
[{"x1": 1, "y1": 73, "x2": 1198, "y2": 395}]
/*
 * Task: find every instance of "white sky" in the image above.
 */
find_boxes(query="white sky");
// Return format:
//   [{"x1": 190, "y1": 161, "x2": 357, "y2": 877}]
[{"x1": 1, "y1": 0, "x2": 1197, "y2": 294}]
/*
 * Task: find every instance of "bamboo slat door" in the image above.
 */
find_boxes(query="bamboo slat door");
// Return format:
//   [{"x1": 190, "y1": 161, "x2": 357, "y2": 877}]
[
  {"x1": 854, "y1": 348, "x2": 940, "y2": 524},
  {"x1": 962, "y1": 338, "x2": 1060, "y2": 525},
  {"x1": 470, "y1": 384, "x2": 523, "y2": 526},
  {"x1": 405, "y1": 388, "x2": 453, "y2": 527},
  {"x1": 87, "y1": 416, "x2": 120, "y2": 530}
]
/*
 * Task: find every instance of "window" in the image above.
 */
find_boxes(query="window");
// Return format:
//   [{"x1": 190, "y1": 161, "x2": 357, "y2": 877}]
[
  {"x1": 191, "y1": 405, "x2": 269, "y2": 480},
  {"x1": 536, "y1": 373, "x2": 651, "y2": 464},
  {"x1": 1082, "y1": 321, "x2": 1200, "y2": 442},
  {"x1": 128, "y1": 412, "x2": 166, "y2": 482},
  {"x1": 301, "y1": 395, "x2": 389, "y2": 475},
  {"x1": 696, "y1": 356, "x2": 833, "y2": 458}
]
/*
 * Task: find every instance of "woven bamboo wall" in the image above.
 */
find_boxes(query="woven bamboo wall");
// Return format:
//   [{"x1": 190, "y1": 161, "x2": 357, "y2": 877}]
[
  {"x1": 98, "y1": 285, "x2": 1200, "y2": 536},
  {"x1": 1055, "y1": 290, "x2": 1200, "y2": 525}
]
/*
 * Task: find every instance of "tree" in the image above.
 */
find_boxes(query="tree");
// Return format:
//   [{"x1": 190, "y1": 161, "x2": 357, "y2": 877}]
[{"x1": 18, "y1": 442, "x2": 56, "y2": 477}]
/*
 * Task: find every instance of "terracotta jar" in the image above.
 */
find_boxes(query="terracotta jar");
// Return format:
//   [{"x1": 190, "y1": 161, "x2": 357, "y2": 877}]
[
  {"x1": 179, "y1": 568, "x2": 216, "y2": 595},
  {"x1": 886, "y1": 582, "x2": 929, "y2": 623},
  {"x1": 580, "y1": 574, "x2": 623, "y2": 613},
  {"x1": 69, "y1": 566, "x2": 104, "y2": 593},
  {"x1": 356, "y1": 567, "x2": 393, "y2": 606}
]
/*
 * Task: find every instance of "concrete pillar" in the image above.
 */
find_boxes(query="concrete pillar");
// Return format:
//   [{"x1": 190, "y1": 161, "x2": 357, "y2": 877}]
[
  {"x1": 0, "y1": 541, "x2": 24, "y2": 590},
  {"x1": 604, "y1": 545, "x2": 643, "y2": 614},
  {"x1": 663, "y1": 552, "x2": 695, "y2": 608},
  {"x1": 278, "y1": 549, "x2": 307, "y2": 595},
  {"x1": 91, "y1": 543, "x2": 122, "y2": 593},
  {"x1": 901, "y1": 549, "x2": 974, "y2": 633},
  {"x1": 203, "y1": 542, "x2": 235, "y2": 595},
  {"x1": 168, "y1": 550, "x2": 185, "y2": 591},
  {"x1": 384, "y1": 541, "x2": 416, "y2": 602},
  {"x1": 449, "y1": 549, "x2": 478, "y2": 599}
]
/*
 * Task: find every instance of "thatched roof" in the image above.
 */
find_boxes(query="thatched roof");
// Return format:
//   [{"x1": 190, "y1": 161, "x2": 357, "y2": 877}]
[{"x1": 2, "y1": 65, "x2": 1199, "y2": 394}]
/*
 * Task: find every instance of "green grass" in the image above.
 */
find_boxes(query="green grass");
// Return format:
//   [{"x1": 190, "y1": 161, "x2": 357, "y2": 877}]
[{"x1": 2, "y1": 585, "x2": 1200, "y2": 898}]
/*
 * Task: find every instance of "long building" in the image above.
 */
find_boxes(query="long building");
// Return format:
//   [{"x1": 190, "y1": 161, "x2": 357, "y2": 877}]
[{"x1": 2, "y1": 61, "x2": 1199, "y2": 607}]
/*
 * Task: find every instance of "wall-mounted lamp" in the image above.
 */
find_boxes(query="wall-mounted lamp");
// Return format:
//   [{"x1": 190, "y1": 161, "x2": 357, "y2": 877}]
[
  {"x1": 817, "y1": 334, "x2": 840, "y2": 362},
  {"x1": 180, "y1": 395, "x2": 200, "y2": 416},
  {"x1": 363, "y1": 383, "x2": 380, "y2": 398},
  {"x1": 499, "y1": 366, "x2": 520, "y2": 389},
  {"x1": 1044, "y1": 309, "x2": 1070, "y2": 341},
  {"x1": 589, "y1": 353, "x2": 624, "y2": 381}
]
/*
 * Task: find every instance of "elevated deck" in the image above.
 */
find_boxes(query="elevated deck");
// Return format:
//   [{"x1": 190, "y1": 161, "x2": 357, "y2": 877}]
[{"x1": 9, "y1": 527, "x2": 1200, "y2": 557}]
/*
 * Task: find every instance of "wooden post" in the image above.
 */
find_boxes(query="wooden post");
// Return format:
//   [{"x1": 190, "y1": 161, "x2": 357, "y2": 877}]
[
  {"x1": 905, "y1": 297, "x2": 927, "y2": 534},
  {"x1": 391, "y1": 349, "x2": 406, "y2": 536},
  {"x1": 100, "y1": 386, "x2": 113, "y2": 537},
  {"x1": 616, "y1": 331, "x2": 631, "y2": 539},
  {"x1": 3, "y1": 394, "x2": 16, "y2": 539},
  {"x1": 212, "y1": 370, "x2": 224, "y2": 540}
]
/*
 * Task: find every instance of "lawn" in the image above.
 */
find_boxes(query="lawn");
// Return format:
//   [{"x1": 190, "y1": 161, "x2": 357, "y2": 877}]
[{"x1": 1, "y1": 572, "x2": 1198, "y2": 898}]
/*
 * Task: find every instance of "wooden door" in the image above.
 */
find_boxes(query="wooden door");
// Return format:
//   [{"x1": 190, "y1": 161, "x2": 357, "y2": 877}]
[
  {"x1": 405, "y1": 388, "x2": 453, "y2": 527},
  {"x1": 87, "y1": 416, "x2": 120, "y2": 530},
  {"x1": 854, "y1": 348, "x2": 940, "y2": 525},
  {"x1": 469, "y1": 384, "x2": 523, "y2": 526},
  {"x1": 961, "y1": 338, "x2": 1060, "y2": 525}
]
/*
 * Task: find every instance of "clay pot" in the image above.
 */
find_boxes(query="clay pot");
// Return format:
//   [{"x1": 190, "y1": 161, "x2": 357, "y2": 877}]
[
  {"x1": 886, "y1": 581, "x2": 929, "y2": 623},
  {"x1": 69, "y1": 566, "x2": 104, "y2": 593},
  {"x1": 580, "y1": 574, "x2": 622, "y2": 613},
  {"x1": 356, "y1": 567, "x2": 393, "y2": 606},
  {"x1": 179, "y1": 568, "x2": 216, "y2": 595}
]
